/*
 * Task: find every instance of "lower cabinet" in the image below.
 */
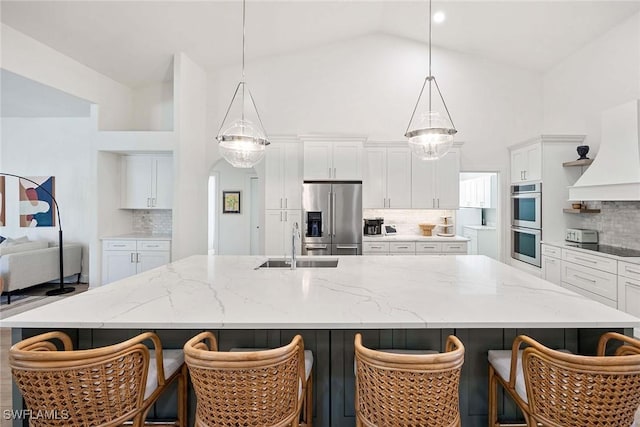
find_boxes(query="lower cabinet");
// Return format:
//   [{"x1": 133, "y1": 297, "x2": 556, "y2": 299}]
[
  {"x1": 102, "y1": 239, "x2": 171, "y2": 284},
  {"x1": 462, "y1": 227, "x2": 497, "y2": 259},
  {"x1": 618, "y1": 261, "x2": 640, "y2": 319},
  {"x1": 265, "y1": 210, "x2": 302, "y2": 256},
  {"x1": 363, "y1": 241, "x2": 467, "y2": 255},
  {"x1": 542, "y1": 255, "x2": 562, "y2": 286}
]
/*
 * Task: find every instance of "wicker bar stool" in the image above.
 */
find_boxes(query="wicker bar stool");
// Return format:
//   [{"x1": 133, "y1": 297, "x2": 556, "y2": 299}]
[
  {"x1": 9, "y1": 331, "x2": 187, "y2": 427},
  {"x1": 184, "y1": 332, "x2": 308, "y2": 427},
  {"x1": 488, "y1": 332, "x2": 640, "y2": 427},
  {"x1": 354, "y1": 333, "x2": 465, "y2": 427}
]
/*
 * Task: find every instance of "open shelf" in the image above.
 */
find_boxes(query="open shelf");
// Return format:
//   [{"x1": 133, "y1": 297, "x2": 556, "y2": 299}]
[
  {"x1": 563, "y1": 158, "x2": 593, "y2": 167},
  {"x1": 563, "y1": 208, "x2": 601, "y2": 214}
]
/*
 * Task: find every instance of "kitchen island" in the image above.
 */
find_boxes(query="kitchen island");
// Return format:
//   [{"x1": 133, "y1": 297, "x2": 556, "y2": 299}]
[{"x1": 3, "y1": 255, "x2": 639, "y2": 427}]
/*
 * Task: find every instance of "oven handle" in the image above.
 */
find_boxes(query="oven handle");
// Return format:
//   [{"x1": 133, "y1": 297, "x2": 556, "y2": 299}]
[
  {"x1": 511, "y1": 227, "x2": 541, "y2": 236},
  {"x1": 511, "y1": 193, "x2": 541, "y2": 199}
]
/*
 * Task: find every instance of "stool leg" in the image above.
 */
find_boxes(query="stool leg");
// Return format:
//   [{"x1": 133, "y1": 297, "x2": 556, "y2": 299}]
[
  {"x1": 305, "y1": 368, "x2": 313, "y2": 427},
  {"x1": 178, "y1": 364, "x2": 188, "y2": 427},
  {"x1": 488, "y1": 364, "x2": 498, "y2": 427}
]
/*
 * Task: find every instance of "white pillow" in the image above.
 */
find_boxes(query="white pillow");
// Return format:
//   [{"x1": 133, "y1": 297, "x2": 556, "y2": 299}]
[{"x1": 0, "y1": 241, "x2": 48, "y2": 256}]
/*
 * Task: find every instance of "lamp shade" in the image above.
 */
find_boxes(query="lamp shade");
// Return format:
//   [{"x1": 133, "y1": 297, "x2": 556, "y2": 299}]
[
  {"x1": 217, "y1": 118, "x2": 268, "y2": 168},
  {"x1": 405, "y1": 111, "x2": 456, "y2": 160}
]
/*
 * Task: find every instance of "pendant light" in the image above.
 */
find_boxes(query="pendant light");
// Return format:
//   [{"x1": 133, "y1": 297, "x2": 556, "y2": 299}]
[
  {"x1": 405, "y1": 0, "x2": 457, "y2": 161},
  {"x1": 216, "y1": 0, "x2": 270, "y2": 168}
]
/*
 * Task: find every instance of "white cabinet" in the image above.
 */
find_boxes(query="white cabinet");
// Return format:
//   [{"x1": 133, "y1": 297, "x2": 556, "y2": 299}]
[
  {"x1": 618, "y1": 261, "x2": 640, "y2": 319},
  {"x1": 411, "y1": 149, "x2": 460, "y2": 209},
  {"x1": 121, "y1": 154, "x2": 173, "y2": 209},
  {"x1": 102, "y1": 239, "x2": 171, "y2": 284},
  {"x1": 460, "y1": 175, "x2": 497, "y2": 208},
  {"x1": 264, "y1": 210, "x2": 302, "y2": 256},
  {"x1": 463, "y1": 227, "x2": 497, "y2": 258},
  {"x1": 541, "y1": 244, "x2": 562, "y2": 286},
  {"x1": 363, "y1": 146, "x2": 411, "y2": 208},
  {"x1": 363, "y1": 240, "x2": 467, "y2": 255},
  {"x1": 303, "y1": 139, "x2": 363, "y2": 180},
  {"x1": 510, "y1": 143, "x2": 541, "y2": 183},
  {"x1": 265, "y1": 142, "x2": 301, "y2": 210}
]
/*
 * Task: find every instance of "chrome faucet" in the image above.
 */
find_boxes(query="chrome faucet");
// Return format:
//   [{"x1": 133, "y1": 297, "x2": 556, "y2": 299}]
[{"x1": 291, "y1": 222, "x2": 300, "y2": 270}]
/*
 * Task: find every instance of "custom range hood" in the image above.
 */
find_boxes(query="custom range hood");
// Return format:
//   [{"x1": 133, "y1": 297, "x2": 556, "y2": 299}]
[{"x1": 569, "y1": 99, "x2": 640, "y2": 201}]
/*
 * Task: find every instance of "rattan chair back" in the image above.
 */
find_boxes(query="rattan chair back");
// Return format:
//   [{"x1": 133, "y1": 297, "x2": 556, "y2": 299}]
[
  {"x1": 184, "y1": 332, "x2": 306, "y2": 427},
  {"x1": 354, "y1": 334, "x2": 465, "y2": 427},
  {"x1": 9, "y1": 331, "x2": 156, "y2": 427},
  {"x1": 521, "y1": 332, "x2": 640, "y2": 427}
]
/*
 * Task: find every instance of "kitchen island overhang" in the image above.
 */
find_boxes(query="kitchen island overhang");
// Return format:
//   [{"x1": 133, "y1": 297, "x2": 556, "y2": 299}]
[{"x1": 3, "y1": 255, "x2": 639, "y2": 427}]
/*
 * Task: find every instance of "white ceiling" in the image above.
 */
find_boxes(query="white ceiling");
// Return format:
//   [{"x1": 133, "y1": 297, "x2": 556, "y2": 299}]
[{"x1": 2, "y1": 1, "x2": 639, "y2": 88}]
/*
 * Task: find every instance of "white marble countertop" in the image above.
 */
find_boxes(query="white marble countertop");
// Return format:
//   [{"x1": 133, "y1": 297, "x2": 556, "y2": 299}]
[
  {"x1": 542, "y1": 241, "x2": 640, "y2": 265},
  {"x1": 463, "y1": 225, "x2": 497, "y2": 231},
  {"x1": 101, "y1": 233, "x2": 172, "y2": 241},
  {"x1": 363, "y1": 234, "x2": 470, "y2": 242},
  {"x1": 2, "y1": 255, "x2": 638, "y2": 330}
]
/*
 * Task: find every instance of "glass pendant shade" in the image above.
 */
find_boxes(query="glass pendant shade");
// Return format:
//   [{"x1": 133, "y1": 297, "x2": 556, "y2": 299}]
[{"x1": 406, "y1": 111, "x2": 456, "y2": 160}]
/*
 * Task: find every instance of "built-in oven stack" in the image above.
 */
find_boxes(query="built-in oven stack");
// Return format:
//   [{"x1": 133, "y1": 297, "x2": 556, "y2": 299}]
[{"x1": 511, "y1": 182, "x2": 542, "y2": 267}]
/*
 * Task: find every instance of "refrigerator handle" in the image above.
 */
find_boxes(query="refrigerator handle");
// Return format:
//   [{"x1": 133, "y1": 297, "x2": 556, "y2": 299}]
[
  {"x1": 332, "y1": 191, "x2": 337, "y2": 237},
  {"x1": 327, "y1": 192, "x2": 332, "y2": 237}
]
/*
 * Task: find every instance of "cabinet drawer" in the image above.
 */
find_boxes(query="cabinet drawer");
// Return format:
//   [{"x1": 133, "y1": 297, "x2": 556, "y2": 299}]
[
  {"x1": 562, "y1": 249, "x2": 617, "y2": 274},
  {"x1": 561, "y1": 261, "x2": 617, "y2": 301},
  {"x1": 441, "y1": 242, "x2": 467, "y2": 253},
  {"x1": 389, "y1": 242, "x2": 416, "y2": 254},
  {"x1": 618, "y1": 261, "x2": 640, "y2": 281},
  {"x1": 363, "y1": 242, "x2": 389, "y2": 254},
  {"x1": 561, "y1": 281, "x2": 617, "y2": 309},
  {"x1": 104, "y1": 240, "x2": 136, "y2": 251},
  {"x1": 138, "y1": 240, "x2": 171, "y2": 251},
  {"x1": 542, "y1": 244, "x2": 561, "y2": 259},
  {"x1": 416, "y1": 242, "x2": 442, "y2": 254}
]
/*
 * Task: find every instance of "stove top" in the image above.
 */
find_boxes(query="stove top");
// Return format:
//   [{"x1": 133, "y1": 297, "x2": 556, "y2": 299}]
[{"x1": 565, "y1": 243, "x2": 640, "y2": 258}]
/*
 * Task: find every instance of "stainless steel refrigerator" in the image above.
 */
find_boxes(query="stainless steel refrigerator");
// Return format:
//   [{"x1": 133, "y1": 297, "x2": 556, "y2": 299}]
[{"x1": 302, "y1": 181, "x2": 362, "y2": 255}]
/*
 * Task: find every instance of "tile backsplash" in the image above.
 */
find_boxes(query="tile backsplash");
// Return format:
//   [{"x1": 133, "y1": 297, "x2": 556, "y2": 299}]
[
  {"x1": 363, "y1": 209, "x2": 456, "y2": 235},
  {"x1": 132, "y1": 210, "x2": 173, "y2": 235},
  {"x1": 570, "y1": 201, "x2": 640, "y2": 249}
]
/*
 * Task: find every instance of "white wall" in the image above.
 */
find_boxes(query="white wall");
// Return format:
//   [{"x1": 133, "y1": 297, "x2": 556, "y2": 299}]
[
  {"x1": 172, "y1": 53, "x2": 209, "y2": 260},
  {"x1": 543, "y1": 12, "x2": 640, "y2": 151},
  {"x1": 1, "y1": 116, "x2": 94, "y2": 280},
  {"x1": 1, "y1": 24, "x2": 134, "y2": 130},
  {"x1": 207, "y1": 33, "x2": 544, "y2": 173},
  {"x1": 132, "y1": 81, "x2": 174, "y2": 131},
  {"x1": 212, "y1": 160, "x2": 257, "y2": 255}
]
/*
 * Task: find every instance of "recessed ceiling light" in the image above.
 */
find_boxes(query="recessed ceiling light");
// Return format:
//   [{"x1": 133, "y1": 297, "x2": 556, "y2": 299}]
[{"x1": 433, "y1": 11, "x2": 446, "y2": 23}]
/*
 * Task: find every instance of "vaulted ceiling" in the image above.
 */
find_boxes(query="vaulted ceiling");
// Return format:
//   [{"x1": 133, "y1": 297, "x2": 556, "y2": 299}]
[{"x1": 2, "y1": 1, "x2": 639, "y2": 87}]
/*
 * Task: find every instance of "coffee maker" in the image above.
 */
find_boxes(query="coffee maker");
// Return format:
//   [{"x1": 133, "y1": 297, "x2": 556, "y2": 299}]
[{"x1": 363, "y1": 218, "x2": 384, "y2": 236}]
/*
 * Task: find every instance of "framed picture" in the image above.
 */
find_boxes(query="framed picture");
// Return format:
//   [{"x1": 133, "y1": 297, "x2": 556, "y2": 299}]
[
  {"x1": 19, "y1": 176, "x2": 56, "y2": 227},
  {"x1": 222, "y1": 191, "x2": 241, "y2": 214}
]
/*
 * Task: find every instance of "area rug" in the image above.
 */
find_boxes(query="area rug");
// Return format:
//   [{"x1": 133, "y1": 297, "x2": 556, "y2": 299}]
[{"x1": 1, "y1": 283, "x2": 88, "y2": 319}]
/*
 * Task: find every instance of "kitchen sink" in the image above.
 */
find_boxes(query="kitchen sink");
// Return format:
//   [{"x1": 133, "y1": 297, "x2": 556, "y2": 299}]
[{"x1": 258, "y1": 258, "x2": 339, "y2": 269}]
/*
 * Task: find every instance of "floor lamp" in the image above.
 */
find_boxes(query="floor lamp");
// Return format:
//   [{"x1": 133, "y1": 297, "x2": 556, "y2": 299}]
[{"x1": 1, "y1": 172, "x2": 74, "y2": 296}]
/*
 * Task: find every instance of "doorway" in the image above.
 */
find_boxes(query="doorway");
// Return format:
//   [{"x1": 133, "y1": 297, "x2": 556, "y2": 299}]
[
  {"x1": 209, "y1": 160, "x2": 258, "y2": 255},
  {"x1": 458, "y1": 172, "x2": 500, "y2": 260}
]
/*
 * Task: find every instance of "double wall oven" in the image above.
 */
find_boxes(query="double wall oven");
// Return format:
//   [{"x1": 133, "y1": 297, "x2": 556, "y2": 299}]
[{"x1": 511, "y1": 182, "x2": 541, "y2": 267}]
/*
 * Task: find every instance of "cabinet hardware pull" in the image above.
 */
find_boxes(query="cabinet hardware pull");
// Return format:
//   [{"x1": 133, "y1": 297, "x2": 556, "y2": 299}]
[
  {"x1": 130, "y1": 253, "x2": 135, "y2": 263},
  {"x1": 625, "y1": 268, "x2": 640, "y2": 275},
  {"x1": 280, "y1": 211, "x2": 283, "y2": 222},
  {"x1": 280, "y1": 198, "x2": 283, "y2": 208},
  {"x1": 113, "y1": 244, "x2": 126, "y2": 247},
  {"x1": 333, "y1": 167, "x2": 336, "y2": 178},
  {"x1": 575, "y1": 256, "x2": 598, "y2": 264},
  {"x1": 329, "y1": 167, "x2": 331, "y2": 177},
  {"x1": 574, "y1": 274, "x2": 597, "y2": 283},
  {"x1": 437, "y1": 198, "x2": 440, "y2": 208},
  {"x1": 285, "y1": 211, "x2": 288, "y2": 221},
  {"x1": 136, "y1": 253, "x2": 140, "y2": 263},
  {"x1": 147, "y1": 245, "x2": 159, "y2": 248},
  {"x1": 370, "y1": 246, "x2": 382, "y2": 249},
  {"x1": 396, "y1": 246, "x2": 409, "y2": 249},
  {"x1": 285, "y1": 198, "x2": 288, "y2": 209}
]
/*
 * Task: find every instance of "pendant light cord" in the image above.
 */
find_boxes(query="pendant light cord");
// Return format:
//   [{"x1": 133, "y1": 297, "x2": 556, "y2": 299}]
[
  {"x1": 241, "y1": 0, "x2": 246, "y2": 121},
  {"x1": 428, "y1": 0, "x2": 432, "y2": 122}
]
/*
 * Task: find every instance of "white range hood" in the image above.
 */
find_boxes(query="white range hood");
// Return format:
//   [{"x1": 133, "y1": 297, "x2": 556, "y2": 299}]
[{"x1": 569, "y1": 99, "x2": 640, "y2": 201}]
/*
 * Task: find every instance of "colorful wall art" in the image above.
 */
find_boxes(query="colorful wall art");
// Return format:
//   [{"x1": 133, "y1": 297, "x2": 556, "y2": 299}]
[
  {"x1": 0, "y1": 176, "x2": 5, "y2": 226},
  {"x1": 19, "y1": 176, "x2": 56, "y2": 227}
]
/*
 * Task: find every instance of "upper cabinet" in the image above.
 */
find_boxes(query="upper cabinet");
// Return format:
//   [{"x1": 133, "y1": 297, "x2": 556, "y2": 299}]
[
  {"x1": 363, "y1": 146, "x2": 412, "y2": 208},
  {"x1": 510, "y1": 143, "x2": 541, "y2": 183},
  {"x1": 460, "y1": 175, "x2": 497, "y2": 208},
  {"x1": 411, "y1": 149, "x2": 460, "y2": 209},
  {"x1": 121, "y1": 154, "x2": 173, "y2": 209},
  {"x1": 302, "y1": 137, "x2": 364, "y2": 180},
  {"x1": 265, "y1": 141, "x2": 302, "y2": 210}
]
